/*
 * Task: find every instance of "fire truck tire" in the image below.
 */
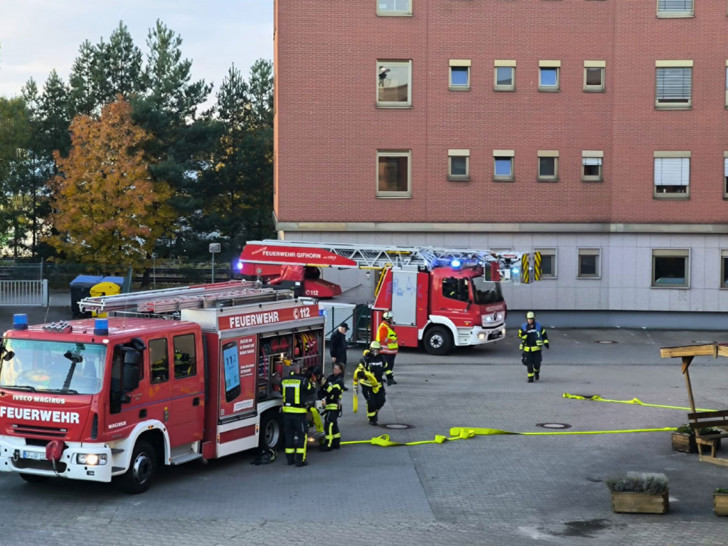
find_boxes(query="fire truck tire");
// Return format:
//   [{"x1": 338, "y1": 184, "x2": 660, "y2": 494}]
[
  {"x1": 423, "y1": 326, "x2": 453, "y2": 356},
  {"x1": 19, "y1": 473, "x2": 50, "y2": 483},
  {"x1": 260, "y1": 411, "x2": 283, "y2": 449},
  {"x1": 117, "y1": 440, "x2": 156, "y2": 494}
]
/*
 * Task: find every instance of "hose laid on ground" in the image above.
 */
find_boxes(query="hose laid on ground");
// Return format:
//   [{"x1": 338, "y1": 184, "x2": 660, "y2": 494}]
[{"x1": 562, "y1": 392, "x2": 715, "y2": 412}]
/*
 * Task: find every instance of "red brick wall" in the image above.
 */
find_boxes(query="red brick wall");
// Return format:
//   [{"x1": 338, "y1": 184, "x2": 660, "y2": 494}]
[{"x1": 275, "y1": 0, "x2": 728, "y2": 225}]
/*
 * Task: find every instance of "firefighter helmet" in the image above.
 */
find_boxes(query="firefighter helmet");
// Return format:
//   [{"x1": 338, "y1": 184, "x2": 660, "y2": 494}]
[
  {"x1": 370, "y1": 341, "x2": 381, "y2": 350},
  {"x1": 526, "y1": 311, "x2": 535, "y2": 319},
  {"x1": 383, "y1": 311, "x2": 393, "y2": 320}
]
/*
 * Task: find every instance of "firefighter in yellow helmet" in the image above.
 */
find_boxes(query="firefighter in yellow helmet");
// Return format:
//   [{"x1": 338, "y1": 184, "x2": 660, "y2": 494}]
[
  {"x1": 376, "y1": 311, "x2": 398, "y2": 385},
  {"x1": 518, "y1": 311, "x2": 549, "y2": 383},
  {"x1": 353, "y1": 341, "x2": 388, "y2": 425}
]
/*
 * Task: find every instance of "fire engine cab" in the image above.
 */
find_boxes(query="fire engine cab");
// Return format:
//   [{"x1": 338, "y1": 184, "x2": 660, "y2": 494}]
[
  {"x1": 238, "y1": 240, "x2": 541, "y2": 355},
  {"x1": 0, "y1": 282, "x2": 323, "y2": 493}
]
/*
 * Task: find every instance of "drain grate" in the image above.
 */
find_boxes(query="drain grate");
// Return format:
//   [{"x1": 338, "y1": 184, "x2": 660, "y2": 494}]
[
  {"x1": 383, "y1": 423, "x2": 413, "y2": 430},
  {"x1": 595, "y1": 340, "x2": 617, "y2": 344},
  {"x1": 536, "y1": 423, "x2": 572, "y2": 429}
]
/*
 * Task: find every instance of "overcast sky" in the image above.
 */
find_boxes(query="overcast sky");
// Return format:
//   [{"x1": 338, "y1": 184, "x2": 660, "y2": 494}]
[{"x1": 0, "y1": 0, "x2": 273, "y2": 103}]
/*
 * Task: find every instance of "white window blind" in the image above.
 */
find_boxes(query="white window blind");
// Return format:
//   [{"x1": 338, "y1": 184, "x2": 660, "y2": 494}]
[
  {"x1": 658, "y1": 0, "x2": 693, "y2": 11},
  {"x1": 657, "y1": 68, "x2": 692, "y2": 100},
  {"x1": 582, "y1": 158, "x2": 602, "y2": 166},
  {"x1": 724, "y1": 158, "x2": 728, "y2": 177},
  {"x1": 654, "y1": 158, "x2": 689, "y2": 186}
]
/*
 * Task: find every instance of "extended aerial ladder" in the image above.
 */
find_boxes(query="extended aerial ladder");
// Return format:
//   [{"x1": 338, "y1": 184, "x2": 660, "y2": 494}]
[
  {"x1": 78, "y1": 281, "x2": 294, "y2": 316},
  {"x1": 239, "y1": 239, "x2": 541, "y2": 282}
]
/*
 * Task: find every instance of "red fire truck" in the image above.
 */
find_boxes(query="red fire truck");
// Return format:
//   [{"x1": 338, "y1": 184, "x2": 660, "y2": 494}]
[
  {"x1": 0, "y1": 282, "x2": 324, "y2": 493},
  {"x1": 238, "y1": 240, "x2": 541, "y2": 355}
]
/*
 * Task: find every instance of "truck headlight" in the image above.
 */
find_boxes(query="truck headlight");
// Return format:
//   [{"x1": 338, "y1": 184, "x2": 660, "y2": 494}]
[
  {"x1": 76, "y1": 453, "x2": 107, "y2": 466},
  {"x1": 482, "y1": 313, "x2": 496, "y2": 325}
]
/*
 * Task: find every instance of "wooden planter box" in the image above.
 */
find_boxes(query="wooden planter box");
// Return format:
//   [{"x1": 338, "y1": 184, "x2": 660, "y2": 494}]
[
  {"x1": 611, "y1": 491, "x2": 669, "y2": 514},
  {"x1": 672, "y1": 432, "x2": 697, "y2": 453},
  {"x1": 714, "y1": 493, "x2": 728, "y2": 516}
]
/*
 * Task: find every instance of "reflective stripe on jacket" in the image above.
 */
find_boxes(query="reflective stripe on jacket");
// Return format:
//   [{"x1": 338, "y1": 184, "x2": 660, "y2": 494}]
[{"x1": 518, "y1": 321, "x2": 549, "y2": 352}]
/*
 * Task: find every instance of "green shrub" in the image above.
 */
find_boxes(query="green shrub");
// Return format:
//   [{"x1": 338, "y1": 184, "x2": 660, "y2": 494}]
[
  {"x1": 714, "y1": 488, "x2": 728, "y2": 494},
  {"x1": 606, "y1": 472, "x2": 668, "y2": 494}
]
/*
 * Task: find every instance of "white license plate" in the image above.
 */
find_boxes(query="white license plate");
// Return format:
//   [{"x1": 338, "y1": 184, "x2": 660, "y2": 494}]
[{"x1": 22, "y1": 450, "x2": 46, "y2": 461}]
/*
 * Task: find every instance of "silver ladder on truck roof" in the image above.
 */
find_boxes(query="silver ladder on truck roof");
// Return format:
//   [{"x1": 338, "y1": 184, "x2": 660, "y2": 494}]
[{"x1": 78, "y1": 281, "x2": 294, "y2": 315}]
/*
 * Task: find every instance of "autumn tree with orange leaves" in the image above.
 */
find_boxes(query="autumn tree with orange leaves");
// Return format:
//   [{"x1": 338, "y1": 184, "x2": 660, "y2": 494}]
[{"x1": 47, "y1": 98, "x2": 175, "y2": 270}]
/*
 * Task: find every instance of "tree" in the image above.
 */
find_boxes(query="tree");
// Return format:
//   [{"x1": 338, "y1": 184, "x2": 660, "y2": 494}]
[{"x1": 47, "y1": 98, "x2": 175, "y2": 270}]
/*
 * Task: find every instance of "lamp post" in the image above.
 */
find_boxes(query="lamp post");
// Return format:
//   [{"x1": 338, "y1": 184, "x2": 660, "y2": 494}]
[
  {"x1": 209, "y1": 243, "x2": 221, "y2": 283},
  {"x1": 152, "y1": 253, "x2": 157, "y2": 289}
]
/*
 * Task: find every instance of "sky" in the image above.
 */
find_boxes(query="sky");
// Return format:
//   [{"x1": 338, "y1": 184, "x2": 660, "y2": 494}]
[{"x1": 0, "y1": 0, "x2": 273, "y2": 105}]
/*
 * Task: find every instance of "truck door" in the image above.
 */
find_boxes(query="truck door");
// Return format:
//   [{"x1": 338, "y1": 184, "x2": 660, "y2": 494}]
[{"x1": 169, "y1": 333, "x2": 205, "y2": 445}]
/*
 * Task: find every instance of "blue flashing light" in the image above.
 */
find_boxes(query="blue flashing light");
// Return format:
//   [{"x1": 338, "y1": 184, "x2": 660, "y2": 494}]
[
  {"x1": 94, "y1": 318, "x2": 109, "y2": 335},
  {"x1": 236, "y1": 259, "x2": 244, "y2": 272},
  {"x1": 450, "y1": 259, "x2": 461, "y2": 269},
  {"x1": 13, "y1": 314, "x2": 28, "y2": 331}
]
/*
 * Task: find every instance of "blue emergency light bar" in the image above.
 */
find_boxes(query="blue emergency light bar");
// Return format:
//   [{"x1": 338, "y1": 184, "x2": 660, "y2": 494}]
[
  {"x1": 13, "y1": 314, "x2": 28, "y2": 331},
  {"x1": 94, "y1": 319, "x2": 109, "y2": 335}
]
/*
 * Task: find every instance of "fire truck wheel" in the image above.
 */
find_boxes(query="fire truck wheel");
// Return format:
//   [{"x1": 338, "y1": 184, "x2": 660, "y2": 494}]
[
  {"x1": 19, "y1": 473, "x2": 50, "y2": 483},
  {"x1": 423, "y1": 326, "x2": 453, "y2": 356},
  {"x1": 260, "y1": 411, "x2": 283, "y2": 450},
  {"x1": 117, "y1": 440, "x2": 156, "y2": 494}
]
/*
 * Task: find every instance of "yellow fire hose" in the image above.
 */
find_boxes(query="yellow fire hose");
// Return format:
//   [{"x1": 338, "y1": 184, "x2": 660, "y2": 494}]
[{"x1": 562, "y1": 392, "x2": 715, "y2": 412}]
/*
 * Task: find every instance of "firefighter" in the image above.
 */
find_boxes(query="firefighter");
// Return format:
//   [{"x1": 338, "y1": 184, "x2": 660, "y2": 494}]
[
  {"x1": 353, "y1": 341, "x2": 388, "y2": 425},
  {"x1": 319, "y1": 362, "x2": 344, "y2": 450},
  {"x1": 518, "y1": 311, "x2": 549, "y2": 383},
  {"x1": 281, "y1": 365, "x2": 317, "y2": 467},
  {"x1": 376, "y1": 311, "x2": 398, "y2": 385}
]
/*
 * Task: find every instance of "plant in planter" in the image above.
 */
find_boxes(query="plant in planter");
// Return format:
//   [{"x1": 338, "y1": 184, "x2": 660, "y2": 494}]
[
  {"x1": 714, "y1": 488, "x2": 728, "y2": 516},
  {"x1": 671, "y1": 425, "x2": 722, "y2": 453},
  {"x1": 606, "y1": 472, "x2": 669, "y2": 514}
]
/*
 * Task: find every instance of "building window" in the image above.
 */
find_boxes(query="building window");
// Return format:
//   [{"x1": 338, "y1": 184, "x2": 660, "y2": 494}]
[
  {"x1": 584, "y1": 61, "x2": 605, "y2": 92},
  {"x1": 655, "y1": 62, "x2": 692, "y2": 109},
  {"x1": 377, "y1": 0, "x2": 412, "y2": 15},
  {"x1": 724, "y1": 153, "x2": 728, "y2": 197},
  {"x1": 493, "y1": 150, "x2": 515, "y2": 182},
  {"x1": 494, "y1": 60, "x2": 516, "y2": 91},
  {"x1": 582, "y1": 151, "x2": 603, "y2": 182},
  {"x1": 654, "y1": 152, "x2": 690, "y2": 198},
  {"x1": 377, "y1": 150, "x2": 411, "y2": 197},
  {"x1": 535, "y1": 248, "x2": 556, "y2": 279},
  {"x1": 578, "y1": 248, "x2": 600, "y2": 279},
  {"x1": 721, "y1": 250, "x2": 728, "y2": 288},
  {"x1": 537, "y1": 150, "x2": 559, "y2": 182},
  {"x1": 448, "y1": 149, "x2": 470, "y2": 181},
  {"x1": 652, "y1": 249, "x2": 689, "y2": 288},
  {"x1": 657, "y1": 0, "x2": 694, "y2": 17},
  {"x1": 539, "y1": 61, "x2": 560, "y2": 92},
  {"x1": 377, "y1": 60, "x2": 412, "y2": 107},
  {"x1": 449, "y1": 60, "x2": 470, "y2": 91},
  {"x1": 725, "y1": 63, "x2": 728, "y2": 108}
]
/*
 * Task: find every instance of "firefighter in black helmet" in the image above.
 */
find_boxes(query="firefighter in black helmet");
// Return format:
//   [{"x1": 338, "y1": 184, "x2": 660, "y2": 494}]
[
  {"x1": 281, "y1": 365, "x2": 317, "y2": 466},
  {"x1": 518, "y1": 311, "x2": 549, "y2": 383}
]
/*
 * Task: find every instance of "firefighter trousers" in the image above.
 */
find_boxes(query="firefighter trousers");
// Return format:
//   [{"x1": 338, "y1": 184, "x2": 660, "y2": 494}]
[
  {"x1": 323, "y1": 410, "x2": 341, "y2": 449},
  {"x1": 283, "y1": 412, "x2": 308, "y2": 465},
  {"x1": 522, "y1": 350, "x2": 542, "y2": 379},
  {"x1": 361, "y1": 385, "x2": 386, "y2": 423}
]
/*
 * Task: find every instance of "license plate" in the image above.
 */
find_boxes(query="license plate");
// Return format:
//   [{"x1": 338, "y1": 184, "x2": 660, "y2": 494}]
[{"x1": 22, "y1": 450, "x2": 46, "y2": 461}]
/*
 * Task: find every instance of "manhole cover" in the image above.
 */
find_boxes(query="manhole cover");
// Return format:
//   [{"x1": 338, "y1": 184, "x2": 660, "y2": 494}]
[
  {"x1": 595, "y1": 340, "x2": 617, "y2": 344},
  {"x1": 536, "y1": 423, "x2": 572, "y2": 429},
  {"x1": 383, "y1": 423, "x2": 413, "y2": 430}
]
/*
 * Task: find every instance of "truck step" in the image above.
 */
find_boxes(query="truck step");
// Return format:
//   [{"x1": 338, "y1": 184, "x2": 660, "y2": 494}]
[{"x1": 169, "y1": 452, "x2": 204, "y2": 465}]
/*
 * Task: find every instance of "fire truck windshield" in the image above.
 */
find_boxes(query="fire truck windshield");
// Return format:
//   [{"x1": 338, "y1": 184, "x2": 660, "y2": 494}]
[
  {"x1": 471, "y1": 277, "x2": 504, "y2": 305},
  {"x1": 0, "y1": 339, "x2": 106, "y2": 395}
]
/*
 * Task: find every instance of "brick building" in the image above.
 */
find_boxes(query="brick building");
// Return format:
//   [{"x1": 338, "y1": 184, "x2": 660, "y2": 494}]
[{"x1": 273, "y1": 0, "x2": 728, "y2": 326}]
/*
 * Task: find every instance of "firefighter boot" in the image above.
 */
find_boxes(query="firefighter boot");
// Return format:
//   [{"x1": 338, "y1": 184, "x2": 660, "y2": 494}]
[
  {"x1": 527, "y1": 375, "x2": 534, "y2": 383},
  {"x1": 387, "y1": 375, "x2": 397, "y2": 386},
  {"x1": 534, "y1": 371, "x2": 540, "y2": 381}
]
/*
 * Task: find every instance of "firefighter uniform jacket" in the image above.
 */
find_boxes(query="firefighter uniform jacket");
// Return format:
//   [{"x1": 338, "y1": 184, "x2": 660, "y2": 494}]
[
  {"x1": 281, "y1": 371, "x2": 316, "y2": 413},
  {"x1": 376, "y1": 321, "x2": 398, "y2": 355},
  {"x1": 320, "y1": 373, "x2": 344, "y2": 412},
  {"x1": 518, "y1": 321, "x2": 549, "y2": 352},
  {"x1": 353, "y1": 350, "x2": 388, "y2": 391}
]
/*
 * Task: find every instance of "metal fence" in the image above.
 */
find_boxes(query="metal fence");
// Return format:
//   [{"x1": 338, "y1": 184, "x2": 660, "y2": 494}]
[{"x1": 0, "y1": 280, "x2": 49, "y2": 306}]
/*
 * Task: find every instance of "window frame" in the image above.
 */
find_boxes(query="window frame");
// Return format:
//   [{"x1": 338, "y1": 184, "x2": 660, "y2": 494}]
[
  {"x1": 376, "y1": 0, "x2": 412, "y2": 16},
  {"x1": 581, "y1": 150, "x2": 604, "y2": 182},
  {"x1": 724, "y1": 152, "x2": 728, "y2": 198},
  {"x1": 721, "y1": 250, "x2": 728, "y2": 288},
  {"x1": 448, "y1": 149, "x2": 470, "y2": 181},
  {"x1": 538, "y1": 60, "x2": 561, "y2": 92},
  {"x1": 537, "y1": 150, "x2": 559, "y2": 182},
  {"x1": 656, "y1": 0, "x2": 694, "y2": 18},
  {"x1": 655, "y1": 61, "x2": 693, "y2": 110},
  {"x1": 449, "y1": 60, "x2": 471, "y2": 91},
  {"x1": 653, "y1": 151, "x2": 690, "y2": 199},
  {"x1": 725, "y1": 61, "x2": 728, "y2": 108},
  {"x1": 377, "y1": 60, "x2": 413, "y2": 108},
  {"x1": 534, "y1": 248, "x2": 557, "y2": 279},
  {"x1": 494, "y1": 60, "x2": 516, "y2": 92},
  {"x1": 376, "y1": 150, "x2": 412, "y2": 198},
  {"x1": 493, "y1": 150, "x2": 515, "y2": 182},
  {"x1": 583, "y1": 61, "x2": 605, "y2": 92},
  {"x1": 577, "y1": 248, "x2": 601, "y2": 279},
  {"x1": 652, "y1": 249, "x2": 690, "y2": 288}
]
